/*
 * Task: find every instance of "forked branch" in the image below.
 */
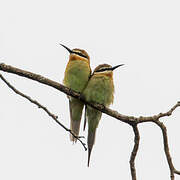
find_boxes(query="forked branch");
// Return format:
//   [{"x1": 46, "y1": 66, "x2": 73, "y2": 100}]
[{"x1": 0, "y1": 63, "x2": 179, "y2": 180}]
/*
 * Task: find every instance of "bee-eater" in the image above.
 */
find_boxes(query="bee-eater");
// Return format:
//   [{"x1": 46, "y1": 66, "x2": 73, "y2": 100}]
[
  {"x1": 82, "y1": 63, "x2": 124, "y2": 166},
  {"x1": 62, "y1": 44, "x2": 91, "y2": 142}
]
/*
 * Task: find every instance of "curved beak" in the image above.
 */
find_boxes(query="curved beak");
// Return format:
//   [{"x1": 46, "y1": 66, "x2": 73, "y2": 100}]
[
  {"x1": 59, "y1": 43, "x2": 73, "y2": 54},
  {"x1": 111, "y1": 64, "x2": 124, "y2": 71}
]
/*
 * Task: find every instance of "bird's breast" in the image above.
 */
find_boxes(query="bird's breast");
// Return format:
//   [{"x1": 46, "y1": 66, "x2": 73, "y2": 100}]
[{"x1": 63, "y1": 60, "x2": 91, "y2": 92}]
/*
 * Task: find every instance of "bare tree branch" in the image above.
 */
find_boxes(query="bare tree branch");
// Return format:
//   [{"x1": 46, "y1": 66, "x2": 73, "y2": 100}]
[
  {"x1": 155, "y1": 121, "x2": 177, "y2": 180},
  {"x1": 1, "y1": 63, "x2": 180, "y2": 124},
  {"x1": 0, "y1": 73, "x2": 87, "y2": 151},
  {"x1": 174, "y1": 169, "x2": 180, "y2": 175},
  {"x1": 0, "y1": 63, "x2": 180, "y2": 179},
  {"x1": 130, "y1": 124, "x2": 140, "y2": 180}
]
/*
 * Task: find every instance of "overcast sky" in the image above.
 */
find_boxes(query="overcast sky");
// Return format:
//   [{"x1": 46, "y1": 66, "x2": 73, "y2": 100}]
[{"x1": 0, "y1": 0, "x2": 180, "y2": 179}]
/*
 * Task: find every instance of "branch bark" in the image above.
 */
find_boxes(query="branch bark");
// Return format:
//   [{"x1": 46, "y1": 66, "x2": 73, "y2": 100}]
[
  {"x1": 1, "y1": 63, "x2": 179, "y2": 124},
  {"x1": 130, "y1": 124, "x2": 140, "y2": 180},
  {"x1": 0, "y1": 63, "x2": 180, "y2": 180},
  {"x1": 155, "y1": 121, "x2": 176, "y2": 180},
  {"x1": 0, "y1": 73, "x2": 87, "y2": 151}
]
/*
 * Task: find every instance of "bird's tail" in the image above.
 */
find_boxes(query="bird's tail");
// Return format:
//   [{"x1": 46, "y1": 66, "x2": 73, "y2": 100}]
[
  {"x1": 86, "y1": 107, "x2": 102, "y2": 166},
  {"x1": 69, "y1": 98, "x2": 84, "y2": 142},
  {"x1": 87, "y1": 129, "x2": 96, "y2": 167}
]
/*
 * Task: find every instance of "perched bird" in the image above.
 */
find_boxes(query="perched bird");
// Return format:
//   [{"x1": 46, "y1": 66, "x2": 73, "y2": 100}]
[
  {"x1": 62, "y1": 44, "x2": 91, "y2": 142},
  {"x1": 82, "y1": 64, "x2": 124, "y2": 166}
]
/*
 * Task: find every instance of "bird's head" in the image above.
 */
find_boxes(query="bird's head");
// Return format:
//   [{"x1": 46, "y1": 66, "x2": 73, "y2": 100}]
[
  {"x1": 93, "y1": 64, "x2": 124, "y2": 78},
  {"x1": 60, "y1": 44, "x2": 90, "y2": 63}
]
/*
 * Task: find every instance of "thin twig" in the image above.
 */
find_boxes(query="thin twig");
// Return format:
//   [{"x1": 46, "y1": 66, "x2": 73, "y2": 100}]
[
  {"x1": 155, "y1": 121, "x2": 175, "y2": 180},
  {"x1": 0, "y1": 73, "x2": 87, "y2": 151},
  {"x1": 174, "y1": 169, "x2": 180, "y2": 175},
  {"x1": 129, "y1": 124, "x2": 140, "y2": 180}
]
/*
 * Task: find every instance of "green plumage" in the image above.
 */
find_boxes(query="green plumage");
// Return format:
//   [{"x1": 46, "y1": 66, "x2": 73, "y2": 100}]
[
  {"x1": 64, "y1": 60, "x2": 90, "y2": 92},
  {"x1": 83, "y1": 74, "x2": 114, "y2": 131},
  {"x1": 64, "y1": 59, "x2": 91, "y2": 142},
  {"x1": 82, "y1": 71, "x2": 114, "y2": 166},
  {"x1": 83, "y1": 75, "x2": 114, "y2": 105}
]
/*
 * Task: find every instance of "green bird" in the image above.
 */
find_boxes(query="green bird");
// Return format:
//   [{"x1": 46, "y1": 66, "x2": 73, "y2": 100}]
[
  {"x1": 82, "y1": 63, "x2": 124, "y2": 166},
  {"x1": 62, "y1": 44, "x2": 91, "y2": 142}
]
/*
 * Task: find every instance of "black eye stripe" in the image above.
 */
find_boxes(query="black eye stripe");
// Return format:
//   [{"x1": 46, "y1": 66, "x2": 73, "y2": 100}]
[
  {"x1": 73, "y1": 51, "x2": 88, "y2": 59},
  {"x1": 95, "y1": 68, "x2": 111, "y2": 72}
]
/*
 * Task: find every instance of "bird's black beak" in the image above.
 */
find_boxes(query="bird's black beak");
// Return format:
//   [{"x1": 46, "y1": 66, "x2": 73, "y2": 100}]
[
  {"x1": 111, "y1": 64, "x2": 124, "y2": 71},
  {"x1": 59, "y1": 43, "x2": 73, "y2": 54}
]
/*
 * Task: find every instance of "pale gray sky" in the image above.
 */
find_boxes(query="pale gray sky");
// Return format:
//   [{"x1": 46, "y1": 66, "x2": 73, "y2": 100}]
[{"x1": 0, "y1": 0, "x2": 180, "y2": 179}]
